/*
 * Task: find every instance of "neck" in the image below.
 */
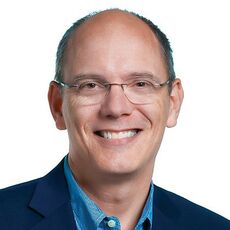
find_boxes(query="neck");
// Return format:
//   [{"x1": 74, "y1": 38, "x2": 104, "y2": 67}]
[{"x1": 68, "y1": 156, "x2": 154, "y2": 229}]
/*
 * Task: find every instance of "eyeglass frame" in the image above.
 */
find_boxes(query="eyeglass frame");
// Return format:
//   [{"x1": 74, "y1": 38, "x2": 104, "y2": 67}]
[{"x1": 54, "y1": 77, "x2": 172, "y2": 105}]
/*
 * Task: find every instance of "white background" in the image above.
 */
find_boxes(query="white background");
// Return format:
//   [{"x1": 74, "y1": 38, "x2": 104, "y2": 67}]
[{"x1": 0, "y1": 0, "x2": 229, "y2": 219}]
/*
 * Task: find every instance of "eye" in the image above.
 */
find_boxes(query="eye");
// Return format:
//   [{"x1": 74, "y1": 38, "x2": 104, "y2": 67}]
[
  {"x1": 132, "y1": 80, "x2": 152, "y2": 88},
  {"x1": 77, "y1": 80, "x2": 105, "y2": 92},
  {"x1": 128, "y1": 79, "x2": 155, "y2": 94},
  {"x1": 135, "y1": 81, "x2": 147, "y2": 87},
  {"x1": 81, "y1": 82, "x2": 97, "y2": 89}
]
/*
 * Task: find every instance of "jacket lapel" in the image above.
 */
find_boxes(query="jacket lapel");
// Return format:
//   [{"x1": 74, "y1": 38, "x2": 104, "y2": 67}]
[
  {"x1": 27, "y1": 162, "x2": 183, "y2": 230},
  {"x1": 29, "y1": 201, "x2": 75, "y2": 230},
  {"x1": 152, "y1": 185, "x2": 181, "y2": 230},
  {"x1": 28, "y1": 159, "x2": 76, "y2": 230}
]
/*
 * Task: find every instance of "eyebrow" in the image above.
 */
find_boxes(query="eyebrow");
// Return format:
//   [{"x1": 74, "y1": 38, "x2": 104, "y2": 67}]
[
  {"x1": 72, "y1": 74, "x2": 106, "y2": 82},
  {"x1": 128, "y1": 72, "x2": 160, "y2": 81},
  {"x1": 72, "y1": 72, "x2": 160, "y2": 82}
]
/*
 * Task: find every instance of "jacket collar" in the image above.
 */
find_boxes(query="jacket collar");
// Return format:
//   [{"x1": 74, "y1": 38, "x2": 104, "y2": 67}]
[
  {"x1": 152, "y1": 185, "x2": 181, "y2": 230},
  {"x1": 28, "y1": 159, "x2": 76, "y2": 230},
  {"x1": 27, "y1": 159, "x2": 181, "y2": 230}
]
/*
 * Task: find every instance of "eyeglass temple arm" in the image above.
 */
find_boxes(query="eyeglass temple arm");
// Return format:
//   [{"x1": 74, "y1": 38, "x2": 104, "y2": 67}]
[
  {"x1": 159, "y1": 79, "x2": 172, "y2": 87},
  {"x1": 54, "y1": 80, "x2": 76, "y2": 89}
]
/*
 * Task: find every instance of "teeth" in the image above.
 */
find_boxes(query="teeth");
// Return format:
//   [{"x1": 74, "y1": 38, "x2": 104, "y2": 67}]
[{"x1": 99, "y1": 130, "x2": 138, "y2": 139}]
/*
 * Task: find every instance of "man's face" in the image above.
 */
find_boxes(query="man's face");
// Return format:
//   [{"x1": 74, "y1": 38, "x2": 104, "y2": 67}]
[{"x1": 49, "y1": 11, "x2": 183, "y2": 179}]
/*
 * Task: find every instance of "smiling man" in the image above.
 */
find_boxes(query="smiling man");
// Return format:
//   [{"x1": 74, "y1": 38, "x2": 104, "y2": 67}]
[{"x1": 0, "y1": 9, "x2": 229, "y2": 230}]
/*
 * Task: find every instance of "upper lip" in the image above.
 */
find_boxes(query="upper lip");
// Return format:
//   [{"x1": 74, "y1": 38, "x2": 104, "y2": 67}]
[{"x1": 94, "y1": 128, "x2": 142, "y2": 133}]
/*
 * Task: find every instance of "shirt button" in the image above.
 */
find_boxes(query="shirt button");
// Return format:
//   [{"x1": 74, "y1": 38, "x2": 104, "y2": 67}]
[{"x1": 107, "y1": 219, "x2": 116, "y2": 228}]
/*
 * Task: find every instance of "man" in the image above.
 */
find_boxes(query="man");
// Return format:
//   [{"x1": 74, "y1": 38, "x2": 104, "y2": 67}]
[{"x1": 0, "y1": 9, "x2": 229, "y2": 230}]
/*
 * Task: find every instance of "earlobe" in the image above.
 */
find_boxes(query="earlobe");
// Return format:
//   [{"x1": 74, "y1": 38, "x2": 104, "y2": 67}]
[
  {"x1": 48, "y1": 81, "x2": 66, "y2": 130},
  {"x1": 166, "y1": 79, "x2": 184, "y2": 128}
]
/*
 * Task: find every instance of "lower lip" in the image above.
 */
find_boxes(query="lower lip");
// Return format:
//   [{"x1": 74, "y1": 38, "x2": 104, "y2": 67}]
[{"x1": 94, "y1": 131, "x2": 141, "y2": 146}]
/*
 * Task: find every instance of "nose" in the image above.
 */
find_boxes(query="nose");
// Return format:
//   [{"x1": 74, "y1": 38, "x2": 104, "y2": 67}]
[{"x1": 99, "y1": 84, "x2": 134, "y2": 119}]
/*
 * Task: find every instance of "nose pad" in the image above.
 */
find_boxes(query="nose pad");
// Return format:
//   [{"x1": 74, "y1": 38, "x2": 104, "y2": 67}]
[
  {"x1": 100, "y1": 84, "x2": 134, "y2": 118},
  {"x1": 104, "y1": 83, "x2": 132, "y2": 103}
]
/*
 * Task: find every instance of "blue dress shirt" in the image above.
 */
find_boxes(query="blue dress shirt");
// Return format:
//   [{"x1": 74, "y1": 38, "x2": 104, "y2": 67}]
[{"x1": 64, "y1": 156, "x2": 154, "y2": 230}]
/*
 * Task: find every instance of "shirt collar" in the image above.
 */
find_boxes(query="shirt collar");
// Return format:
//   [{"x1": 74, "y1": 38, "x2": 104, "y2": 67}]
[
  {"x1": 137, "y1": 182, "x2": 154, "y2": 228},
  {"x1": 64, "y1": 155, "x2": 153, "y2": 229},
  {"x1": 64, "y1": 156, "x2": 105, "y2": 229}
]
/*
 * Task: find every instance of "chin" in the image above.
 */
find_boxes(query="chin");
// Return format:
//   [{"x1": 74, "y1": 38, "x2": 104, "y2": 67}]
[{"x1": 95, "y1": 157, "x2": 147, "y2": 177}]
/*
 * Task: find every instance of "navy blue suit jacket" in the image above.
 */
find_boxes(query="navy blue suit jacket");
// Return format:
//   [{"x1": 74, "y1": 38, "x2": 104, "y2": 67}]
[{"x1": 0, "y1": 159, "x2": 229, "y2": 229}]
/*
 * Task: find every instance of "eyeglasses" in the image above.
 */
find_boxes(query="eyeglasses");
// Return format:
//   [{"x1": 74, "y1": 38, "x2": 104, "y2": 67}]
[{"x1": 55, "y1": 77, "x2": 171, "y2": 105}]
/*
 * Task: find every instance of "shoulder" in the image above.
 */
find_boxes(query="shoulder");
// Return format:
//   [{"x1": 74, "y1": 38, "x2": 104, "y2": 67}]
[
  {"x1": 0, "y1": 159, "x2": 68, "y2": 229},
  {"x1": 153, "y1": 185, "x2": 230, "y2": 229},
  {"x1": 0, "y1": 179, "x2": 40, "y2": 210},
  {"x1": 0, "y1": 178, "x2": 42, "y2": 228},
  {"x1": 0, "y1": 179, "x2": 39, "y2": 200},
  {"x1": 0, "y1": 159, "x2": 65, "y2": 211}
]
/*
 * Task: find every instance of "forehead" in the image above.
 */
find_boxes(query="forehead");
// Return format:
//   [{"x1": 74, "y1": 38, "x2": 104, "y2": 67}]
[{"x1": 63, "y1": 10, "x2": 167, "y2": 81}]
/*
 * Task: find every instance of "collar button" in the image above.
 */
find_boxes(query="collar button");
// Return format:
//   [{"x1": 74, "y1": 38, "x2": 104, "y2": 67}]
[{"x1": 107, "y1": 219, "x2": 116, "y2": 228}]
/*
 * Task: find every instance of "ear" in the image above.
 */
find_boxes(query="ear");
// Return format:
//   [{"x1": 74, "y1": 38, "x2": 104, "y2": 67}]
[
  {"x1": 48, "y1": 81, "x2": 66, "y2": 130},
  {"x1": 166, "y1": 79, "x2": 184, "y2": 128}
]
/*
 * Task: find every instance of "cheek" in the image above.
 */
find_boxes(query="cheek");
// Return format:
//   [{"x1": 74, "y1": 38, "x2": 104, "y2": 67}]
[
  {"x1": 140, "y1": 96, "x2": 170, "y2": 128},
  {"x1": 139, "y1": 98, "x2": 170, "y2": 158},
  {"x1": 62, "y1": 96, "x2": 99, "y2": 136}
]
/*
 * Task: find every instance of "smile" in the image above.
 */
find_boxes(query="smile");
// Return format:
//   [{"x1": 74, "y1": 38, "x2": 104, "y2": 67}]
[{"x1": 95, "y1": 130, "x2": 140, "y2": 140}]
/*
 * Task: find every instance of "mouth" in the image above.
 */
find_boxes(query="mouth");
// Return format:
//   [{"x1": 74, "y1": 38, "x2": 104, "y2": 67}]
[{"x1": 95, "y1": 129, "x2": 141, "y2": 140}]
